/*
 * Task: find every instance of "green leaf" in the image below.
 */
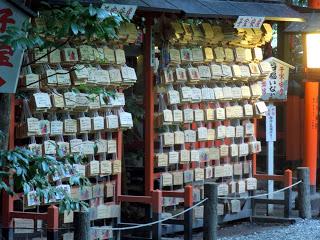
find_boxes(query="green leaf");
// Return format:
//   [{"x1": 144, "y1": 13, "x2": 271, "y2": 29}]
[
  {"x1": 0, "y1": 171, "x2": 9, "y2": 176},
  {"x1": 97, "y1": 8, "x2": 110, "y2": 20},
  {"x1": 71, "y1": 23, "x2": 79, "y2": 35},
  {"x1": 41, "y1": 162, "x2": 49, "y2": 172},
  {"x1": 13, "y1": 152, "x2": 28, "y2": 164},
  {"x1": 16, "y1": 166, "x2": 22, "y2": 176},
  {"x1": 78, "y1": 25, "x2": 85, "y2": 34},
  {"x1": 46, "y1": 155, "x2": 56, "y2": 162},
  {"x1": 57, "y1": 148, "x2": 64, "y2": 158},
  {"x1": 70, "y1": 175, "x2": 80, "y2": 185},
  {"x1": 23, "y1": 183, "x2": 30, "y2": 193},
  {"x1": 89, "y1": 4, "x2": 97, "y2": 16}
]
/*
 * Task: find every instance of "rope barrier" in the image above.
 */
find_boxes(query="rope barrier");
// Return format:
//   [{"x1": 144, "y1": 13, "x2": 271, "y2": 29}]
[
  {"x1": 109, "y1": 198, "x2": 208, "y2": 231},
  {"x1": 107, "y1": 181, "x2": 302, "y2": 231},
  {"x1": 64, "y1": 180, "x2": 301, "y2": 232},
  {"x1": 218, "y1": 180, "x2": 302, "y2": 200}
]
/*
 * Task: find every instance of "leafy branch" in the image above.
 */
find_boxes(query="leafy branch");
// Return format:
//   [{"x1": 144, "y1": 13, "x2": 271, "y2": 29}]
[
  {"x1": 0, "y1": 1, "x2": 127, "y2": 67},
  {"x1": 22, "y1": 37, "x2": 72, "y2": 68},
  {"x1": 0, "y1": 147, "x2": 91, "y2": 213}
]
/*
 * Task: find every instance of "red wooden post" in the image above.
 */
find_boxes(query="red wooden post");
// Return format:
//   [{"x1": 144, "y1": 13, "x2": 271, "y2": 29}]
[
  {"x1": 144, "y1": 15, "x2": 154, "y2": 196},
  {"x1": 2, "y1": 94, "x2": 16, "y2": 239},
  {"x1": 9, "y1": 94, "x2": 15, "y2": 150},
  {"x1": 47, "y1": 205, "x2": 59, "y2": 240},
  {"x1": 284, "y1": 169, "x2": 292, "y2": 187},
  {"x1": 304, "y1": 0, "x2": 320, "y2": 193},
  {"x1": 116, "y1": 128, "x2": 123, "y2": 202},
  {"x1": 310, "y1": 0, "x2": 320, "y2": 8},
  {"x1": 184, "y1": 185, "x2": 193, "y2": 208},
  {"x1": 303, "y1": 82, "x2": 318, "y2": 191},
  {"x1": 184, "y1": 185, "x2": 193, "y2": 240},
  {"x1": 284, "y1": 169, "x2": 293, "y2": 218},
  {"x1": 152, "y1": 190, "x2": 162, "y2": 240},
  {"x1": 285, "y1": 95, "x2": 301, "y2": 162}
]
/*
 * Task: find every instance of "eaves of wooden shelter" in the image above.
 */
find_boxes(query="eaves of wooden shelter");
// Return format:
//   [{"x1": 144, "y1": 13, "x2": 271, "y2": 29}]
[{"x1": 45, "y1": 0, "x2": 304, "y2": 22}]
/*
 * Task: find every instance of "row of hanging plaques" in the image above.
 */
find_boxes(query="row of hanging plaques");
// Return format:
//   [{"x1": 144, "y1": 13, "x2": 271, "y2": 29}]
[
  {"x1": 20, "y1": 112, "x2": 133, "y2": 137},
  {"x1": 161, "y1": 83, "x2": 266, "y2": 105},
  {"x1": 167, "y1": 46, "x2": 266, "y2": 64}
]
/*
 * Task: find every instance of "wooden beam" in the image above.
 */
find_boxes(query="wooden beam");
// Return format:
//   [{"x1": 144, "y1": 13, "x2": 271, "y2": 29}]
[{"x1": 144, "y1": 15, "x2": 154, "y2": 196}]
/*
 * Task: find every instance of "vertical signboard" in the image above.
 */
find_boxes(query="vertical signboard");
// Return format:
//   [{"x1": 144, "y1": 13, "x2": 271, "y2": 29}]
[
  {"x1": 266, "y1": 104, "x2": 276, "y2": 142},
  {"x1": 0, "y1": 1, "x2": 29, "y2": 93},
  {"x1": 266, "y1": 103, "x2": 276, "y2": 214},
  {"x1": 261, "y1": 57, "x2": 294, "y2": 101}
]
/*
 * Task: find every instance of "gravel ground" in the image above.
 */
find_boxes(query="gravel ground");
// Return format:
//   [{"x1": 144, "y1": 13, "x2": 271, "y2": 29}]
[
  {"x1": 167, "y1": 219, "x2": 320, "y2": 240},
  {"x1": 218, "y1": 219, "x2": 320, "y2": 240}
]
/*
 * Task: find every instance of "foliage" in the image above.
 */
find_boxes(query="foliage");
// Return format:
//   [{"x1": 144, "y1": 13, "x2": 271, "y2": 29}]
[
  {"x1": 0, "y1": 1, "x2": 129, "y2": 213},
  {"x1": 0, "y1": 130, "x2": 5, "y2": 142},
  {"x1": 0, "y1": 1, "x2": 127, "y2": 52},
  {"x1": 0, "y1": 147, "x2": 90, "y2": 213},
  {"x1": 296, "y1": 0, "x2": 308, "y2": 7},
  {"x1": 72, "y1": 85, "x2": 116, "y2": 99},
  {"x1": 124, "y1": 94, "x2": 144, "y2": 129},
  {"x1": 122, "y1": 94, "x2": 144, "y2": 144}
]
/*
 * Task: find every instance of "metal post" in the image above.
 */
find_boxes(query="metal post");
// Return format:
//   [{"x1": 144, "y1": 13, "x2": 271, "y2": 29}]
[
  {"x1": 284, "y1": 169, "x2": 292, "y2": 218},
  {"x1": 252, "y1": 118, "x2": 257, "y2": 175},
  {"x1": 184, "y1": 185, "x2": 193, "y2": 240},
  {"x1": 152, "y1": 190, "x2": 162, "y2": 240},
  {"x1": 47, "y1": 205, "x2": 59, "y2": 240},
  {"x1": 267, "y1": 140, "x2": 274, "y2": 214},
  {"x1": 204, "y1": 182, "x2": 217, "y2": 240},
  {"x1": 297, "y1": 167, "x2": 312, "y2": 218}
]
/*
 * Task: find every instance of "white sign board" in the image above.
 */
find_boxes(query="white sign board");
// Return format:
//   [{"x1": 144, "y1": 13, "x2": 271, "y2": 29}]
[
  {"x1": 234, "y1": 16, "x2": 265, "y2": 29},
  {"x1": 101, "y1": 4, "x2": 137, "y2": 20},
  {"x1": 0, "y1": 1, "x2": 29, "y2": 93},
  {"x1": 266, "y1": 104, "x2": 276, "y2": 142},
  {"x1": 261, "y1": 57, "x2": 294, "y2": 101}
]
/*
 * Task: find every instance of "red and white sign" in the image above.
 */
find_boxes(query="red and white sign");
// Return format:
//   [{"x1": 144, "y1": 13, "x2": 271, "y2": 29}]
[
  {"x1": 261, "y1": 57, "x2": 294, "y2": 101},
  {"x1": 0, "y1": 1, "x2": 29, "y2": 93}
]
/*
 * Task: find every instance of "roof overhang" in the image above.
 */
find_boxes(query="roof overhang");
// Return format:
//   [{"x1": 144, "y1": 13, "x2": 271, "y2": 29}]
[
  {"x1": 47, "y1": 0, "x2": 304, "y2": 22},
  {"x1": 286, "y1": 12, "x2": 320, "y2": 33},
  {"x1": 7, "y1": 0, "x2": 37, "y2": 17}
]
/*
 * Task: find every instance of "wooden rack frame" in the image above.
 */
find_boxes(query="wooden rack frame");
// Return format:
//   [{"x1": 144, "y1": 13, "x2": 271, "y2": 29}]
[
  {"x1": 1, "y1": 13, "x2": 295, "y2": 240},
  {"x1": 2, "y1": 93, "x2": 124, "y2": 239}
]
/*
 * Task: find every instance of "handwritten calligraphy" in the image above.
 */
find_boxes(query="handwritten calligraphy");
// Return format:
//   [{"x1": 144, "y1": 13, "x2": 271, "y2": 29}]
[
  {"x1": 0, "y1": 8, "x2": 15, "y2": 33},
  {"x1": 0, "y1": 7, "x2": 16, "y2": 87}
]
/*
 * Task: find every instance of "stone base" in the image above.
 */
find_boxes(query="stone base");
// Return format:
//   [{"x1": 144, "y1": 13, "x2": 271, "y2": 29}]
[{"x1": 310, "y1": 192, "x2": 320, "y2": 216}]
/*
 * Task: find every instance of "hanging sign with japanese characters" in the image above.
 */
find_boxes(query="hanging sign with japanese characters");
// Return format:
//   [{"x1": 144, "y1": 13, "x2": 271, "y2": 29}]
[
  {"x1": 234, "y1": 16, "x2": 265, "y2": 29},
  {"x1": 261, "y1": 57, "x2": 294, "y2": 101},
  {"x1": 0, "y1": 1, "x2": 29, "y2": 93},
  {"x1": 101, "y1": 4, "x2": 137, "y2": 20}
]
